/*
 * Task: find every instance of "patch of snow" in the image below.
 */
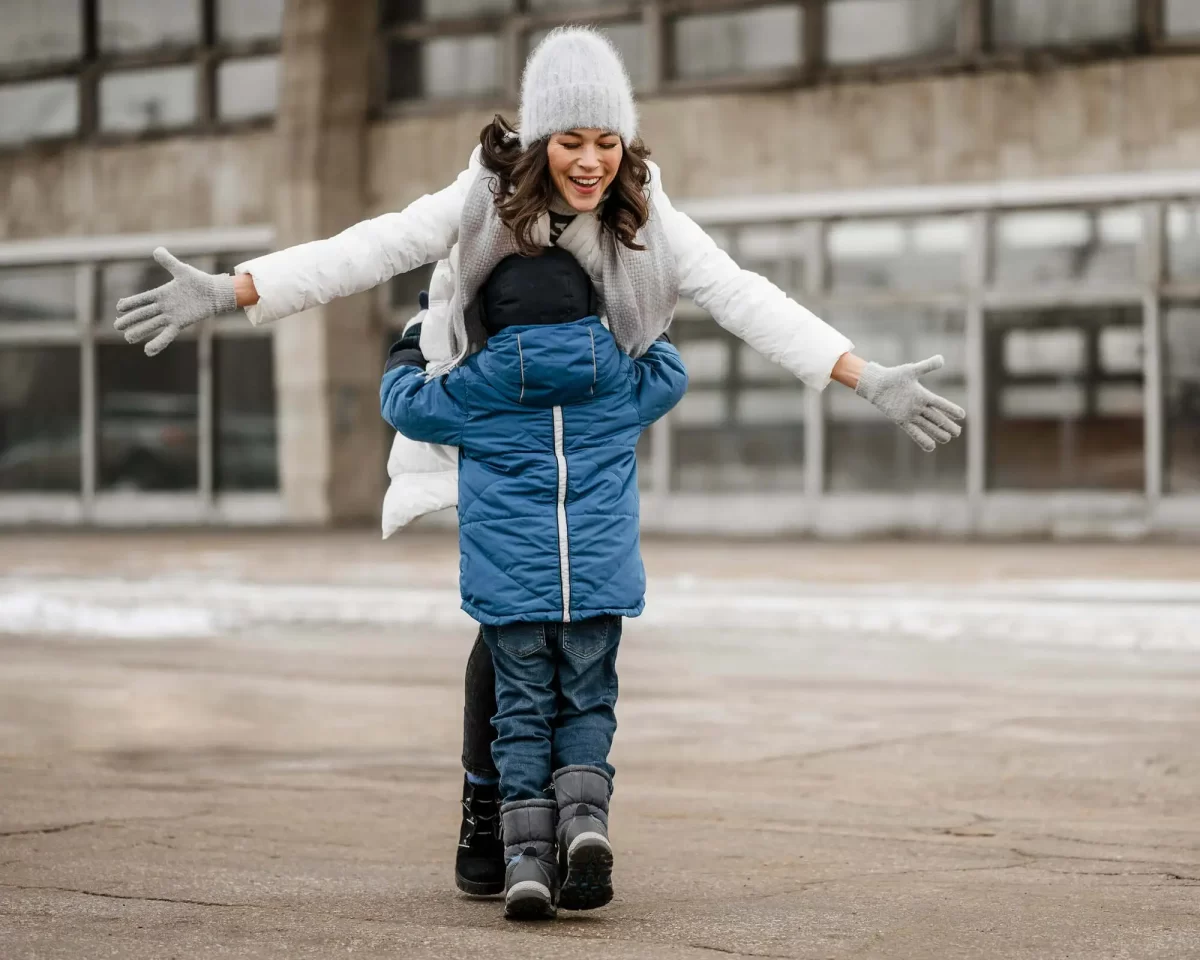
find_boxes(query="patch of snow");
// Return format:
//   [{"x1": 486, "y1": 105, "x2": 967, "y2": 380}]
[{"x1": 0, "y1": 575, "x2": 1197, "y2": 652}]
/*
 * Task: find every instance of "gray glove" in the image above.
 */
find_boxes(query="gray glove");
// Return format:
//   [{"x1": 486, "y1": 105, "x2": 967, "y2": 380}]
[
  {"x1": 855, "y1": 354, "x2": 966, "y2": 452},
  {"x1": 113, "y1": 247, "x2": 237, "y2": 357}
]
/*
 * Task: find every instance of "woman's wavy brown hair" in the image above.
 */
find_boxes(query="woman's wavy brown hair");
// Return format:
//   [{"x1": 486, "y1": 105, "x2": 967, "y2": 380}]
[{"x1": 479, "y1": 114, "x2": 652, "y2": 257}]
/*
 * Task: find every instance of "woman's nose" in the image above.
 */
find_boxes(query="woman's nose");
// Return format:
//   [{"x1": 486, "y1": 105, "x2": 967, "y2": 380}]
[{"x1": 576, "y1": 145, "x2": 600, "y2": 169}]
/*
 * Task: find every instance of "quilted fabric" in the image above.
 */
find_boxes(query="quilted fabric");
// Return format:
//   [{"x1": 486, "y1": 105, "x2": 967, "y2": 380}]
[{"x1": 381, "y1": 316, "x2": 687, "y2": 625}]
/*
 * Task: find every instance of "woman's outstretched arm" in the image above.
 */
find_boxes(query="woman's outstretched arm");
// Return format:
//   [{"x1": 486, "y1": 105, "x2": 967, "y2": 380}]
[
  {"x1": 114, "y1": 148, "x2": 482, "y2": 354},
  {"x1": 651, "y1": 167, "x2": 963, "y2": 449}
]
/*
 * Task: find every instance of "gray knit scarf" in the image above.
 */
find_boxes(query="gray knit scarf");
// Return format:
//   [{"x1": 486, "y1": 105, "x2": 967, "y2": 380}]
[{"x1": 426, "y1": 165, "x2": 679, "y2": 378}]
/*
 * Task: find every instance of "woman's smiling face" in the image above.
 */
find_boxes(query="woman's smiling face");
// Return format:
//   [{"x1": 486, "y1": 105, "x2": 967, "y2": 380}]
[{"x1": 546, "y1": 128, "x2": 623, "y2": 213}]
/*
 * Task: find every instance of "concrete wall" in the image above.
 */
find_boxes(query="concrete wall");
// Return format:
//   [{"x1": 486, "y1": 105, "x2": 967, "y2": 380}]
[
  {"x1": 367, "y1": 56, "x2": 1200, "y2": 212},
  {"x1": 0, "y1": 133, "x2": 277, "y2": 241},
  {"x1": 7, "y1": 55, "x2": 1195, "y2": 242}
]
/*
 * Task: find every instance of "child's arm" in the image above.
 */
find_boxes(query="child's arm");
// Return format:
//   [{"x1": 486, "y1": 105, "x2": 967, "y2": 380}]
[
  {"x1": 631, "y1": 334, "x2": 689, "y2": 427},
  {"x1": 380, "y1": 333, "x2": 468, "y2": 447}
]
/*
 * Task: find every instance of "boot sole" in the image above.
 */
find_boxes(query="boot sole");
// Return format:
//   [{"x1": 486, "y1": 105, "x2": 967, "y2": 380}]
[
  {"x1": 504, "y1": 880, "x2": 557, "y2": 920},
  {"x1": 455, "y1": 872, "x2": 505, "y2": 897},
  {"x1": 558, "y1": 833, "x2": 613, "y2": 911}
]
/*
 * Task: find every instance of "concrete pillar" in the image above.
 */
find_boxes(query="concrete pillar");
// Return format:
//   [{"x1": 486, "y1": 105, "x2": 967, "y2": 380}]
[{"x1": 271, "y1": 0, "x2": 382, "y2": 525}]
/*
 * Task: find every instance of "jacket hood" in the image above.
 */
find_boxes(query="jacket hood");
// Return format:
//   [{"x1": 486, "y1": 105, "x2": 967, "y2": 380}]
[{"x1": 475, "y1": 316, "x2": 623, "y2": 407}]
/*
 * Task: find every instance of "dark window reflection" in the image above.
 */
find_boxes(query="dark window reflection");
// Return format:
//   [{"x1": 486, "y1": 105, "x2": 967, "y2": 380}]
[
  {"x1": 380, "y1": 0, "x2": 513, "y2": 25},
  {"x1": 829, "y1": 217, "x2": 967, "y2": 293},
  {"x1": 386, "y1": 34, "x2": 502, "y2": 101},
  {"x1": 736, "y1": 223, "x2": 807, "y2": 295},
  {"x1": 0, "y1": 346, "x2": 80, "y2": 491},
  {"x1": 0, "y1": 265, "x2": 76, "y2": 322},
  {"x1": 986, "y1": 306, "x2": 1143, "y2": 490},
  {"x1": 670, "y1": 315, "x2": 805, "y2": 492},
  {"x1": 993, "y1": 207, "x2": 1141, "y2": 287},
  {"x1": 1165, "y1": 305, "x2": 1200, "y2": 493},
  {"x1": 390, "y1": 263, "x2": 435, "y2": 313},
  {"x1": 101, "y1": 259, "x2": 172, "y2": 318},
  {"x1": 98, "y1": 342, "x2": 198, "y2": 491},
  {"x1": 214, "y1": 337, "x2": 278, "y2": 491}
]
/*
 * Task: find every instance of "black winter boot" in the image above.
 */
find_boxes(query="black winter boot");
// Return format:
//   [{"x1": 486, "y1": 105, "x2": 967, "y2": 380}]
[
  {"x1": 553, "y1": 765, "x2": 614, "y2": 911},
  {"x1": 455, "y1": 776, "x2": 505, "y2": 896},
  {"x1": 500, "y1": 798, "x2": 559, "y2": 920}
]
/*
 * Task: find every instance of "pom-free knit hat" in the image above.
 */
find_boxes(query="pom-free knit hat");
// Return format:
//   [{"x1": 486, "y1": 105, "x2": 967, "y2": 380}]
[{"x1": 519, "y1": 27, "x2": 638, "y2": 148}]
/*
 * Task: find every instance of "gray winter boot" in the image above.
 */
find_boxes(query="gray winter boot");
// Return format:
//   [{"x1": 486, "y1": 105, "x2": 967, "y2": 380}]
[
  {"x1": 500, "y1": 798, "x2": 559, "y2": 920},
  {"x1": 553, "y1": 765, "x2": 614, "y2": 910}
]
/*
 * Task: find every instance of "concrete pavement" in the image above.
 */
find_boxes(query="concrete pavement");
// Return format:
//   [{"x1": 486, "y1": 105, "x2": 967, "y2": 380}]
[{"x1": 1, "y1": 532, "x2": 1198, "y2": 959}]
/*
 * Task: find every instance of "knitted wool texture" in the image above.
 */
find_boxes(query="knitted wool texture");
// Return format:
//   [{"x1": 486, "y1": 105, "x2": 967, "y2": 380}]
[
  {"x1": 520, "y1": 27, "x2": 638, "y2": 147},
  {"x1": 426, "y1": 164, "x2": 679, "y2": 378}
]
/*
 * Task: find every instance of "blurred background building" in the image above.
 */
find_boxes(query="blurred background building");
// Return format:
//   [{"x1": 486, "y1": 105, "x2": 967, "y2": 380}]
[{"x1": 1, "y1": 0, "x2": 1199, "y2": 536}]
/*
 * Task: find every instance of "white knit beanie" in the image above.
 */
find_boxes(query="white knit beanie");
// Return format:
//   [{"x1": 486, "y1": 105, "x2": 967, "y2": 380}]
[{"x1": 519, "y1": 27, "x2": 638, "y2": 148}]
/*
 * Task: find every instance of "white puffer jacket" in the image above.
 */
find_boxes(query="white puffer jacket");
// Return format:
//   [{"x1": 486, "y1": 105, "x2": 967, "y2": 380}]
[{"x1": 236, "y1": 147, "x2": 853, "y2": 537}]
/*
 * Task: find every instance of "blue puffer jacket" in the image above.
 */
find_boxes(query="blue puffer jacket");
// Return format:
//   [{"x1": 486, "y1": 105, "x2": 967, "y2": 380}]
[{"x1": 381, "y1": 316, "x2": 687, "y2": 625}]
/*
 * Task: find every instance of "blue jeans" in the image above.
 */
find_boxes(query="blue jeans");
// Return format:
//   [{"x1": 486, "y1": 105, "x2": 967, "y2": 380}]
[{"x1": 481, "y1": 616, "x2": 621, "y2": 803}]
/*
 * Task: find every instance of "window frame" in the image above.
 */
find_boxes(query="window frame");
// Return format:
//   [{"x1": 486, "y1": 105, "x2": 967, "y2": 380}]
[
  {"x1": 373, "y1": 0, "x2": 1191, "y2": 116},
  {"x1": 655, "y1": 170, "x2": 1200, "y2": 533},
  {"x1": 0, "y1": 0, "x2": 283, "y2": 150},
  {"x1": 0, "y1": 226, "x2": 281, "y2": 524}
]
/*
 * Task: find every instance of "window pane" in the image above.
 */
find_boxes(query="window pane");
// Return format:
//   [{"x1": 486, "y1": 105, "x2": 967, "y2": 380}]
[
  {"x1": 0, "y1": 79, "x2": 78, "y2": 146},
  {"x1": 0, "y1": 266, "x2": 76, "y2": 323},
  {"x1": 387, "y1": 34, "x2": 502, "y2": 100},
  {"x1": 986, "y1": 307, "x2": 1144, "y2": 491},
  {"x1": 0, "y1": 0, "x2": 82, "y2": 66},
  {"x1": 992, "y1": 207, "x2": 1141, "y2": 287},
  {"x1": 992, "y1": 0, "x2": 1135, "y2": 48},
  {"x1": 98, "y1": 341, "x2": 198, "y2": 492},
  {"x1": 99, "y1": 0, "x2": 201, "y2": 52},
  {"x1": 670, "y1": 314, "x2": 805, "y2": 492},
  {"x1": 214, "y1": 337, "x2": 278, "y2": 491},
  {"x1": 389, "y1": 264, "x2": 436, "y2": 315},
  {"x1": 733, "y1": 223, "x2": 808, "y2": 294},
  {"x1": 824, "y1": 306, "x2": 965, "y2": 492},
  {"x1": 636, "y1": 430, "x2": 653, "y2": 492},
  {"x1": 1167, "y1": 203, "x2": 1200, "y2": 281},
  {"x1": 827, "y1": 0, "x2": 959, "y2": 65},
  {"x1": 100, "y1": 259, "x2": 169, "y2": 320},
  {"x1": 1166, "y1": 0, "x2": 1200, "y2": 38},
  {"x1": 528, "y1": 22, "x2": 646, "y2": 90},
  {"x1": 672, "y1": 4, "x2": 803, "y2": 81},
  {"x1": 380, "y1": 0, "x2": 514, "y2": 24},
  {"x1": 100, "y1": 65, "x2": 198, "y2": 134},
  {"x1": 1165, "y1": 305, "x2": 1200, "y2": 493},
  {"x1": 217, "y1": 0, "x2": 284, "y2": 42},
  {"x1": 0, "y1": 346, "x2": 80, "y2": 493},
  {"x1": 218, "y1": 56, "x2": 279, "y2": 121},
  {"x1": 829, "y1": 216, "x2": 967, "y2": 292}
]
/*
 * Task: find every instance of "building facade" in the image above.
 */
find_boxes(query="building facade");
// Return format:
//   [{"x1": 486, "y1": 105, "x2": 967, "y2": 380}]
[{"x1": 2, "y1": 0, "x2": 1199, "y2": 536}]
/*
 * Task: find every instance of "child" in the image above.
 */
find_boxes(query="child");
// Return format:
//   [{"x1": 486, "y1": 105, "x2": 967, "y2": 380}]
[{"x1": 380, "y1": 247, "x2": 687, "y2": 920}]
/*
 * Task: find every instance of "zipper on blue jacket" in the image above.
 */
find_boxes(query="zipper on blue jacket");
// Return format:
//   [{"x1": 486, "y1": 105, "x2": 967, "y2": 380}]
[{"x1": 552, "y1": 405, "x2": 571, "y2": 622}]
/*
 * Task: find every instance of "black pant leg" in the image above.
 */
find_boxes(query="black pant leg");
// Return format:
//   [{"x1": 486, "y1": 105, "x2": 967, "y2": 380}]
[{"x1": 461, "y1": 628, "x2": 500, "y2": 780}]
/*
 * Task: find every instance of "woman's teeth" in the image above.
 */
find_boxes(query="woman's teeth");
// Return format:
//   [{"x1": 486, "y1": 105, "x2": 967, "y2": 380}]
[{"x1": 570, "y1": 177, "x2": 600, "y2": 187}]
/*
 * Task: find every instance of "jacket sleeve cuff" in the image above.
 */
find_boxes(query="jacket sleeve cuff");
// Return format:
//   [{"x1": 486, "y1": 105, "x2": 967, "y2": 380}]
[{"x1": 385, "y1": 336, "x2": 427, "y2": 373}]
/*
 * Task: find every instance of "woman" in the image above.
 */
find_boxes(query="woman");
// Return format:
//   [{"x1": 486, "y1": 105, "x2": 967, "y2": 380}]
[{"x1": 114, "y1": 27, "x2": 965, "y2": 899}]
